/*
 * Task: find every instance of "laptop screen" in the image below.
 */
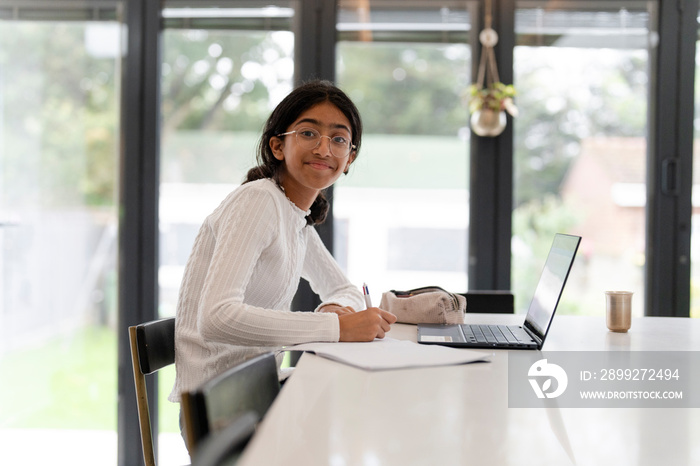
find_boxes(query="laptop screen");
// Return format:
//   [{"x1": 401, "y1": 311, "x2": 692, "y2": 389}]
[{"x1": 523, "y1": 234, "x2": 581, "y2": 339}]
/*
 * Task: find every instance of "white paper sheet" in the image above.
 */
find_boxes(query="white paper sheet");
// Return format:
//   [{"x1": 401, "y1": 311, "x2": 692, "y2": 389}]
[{"x1": 283, "y1": 338, "x2": 491, "y2": 371}]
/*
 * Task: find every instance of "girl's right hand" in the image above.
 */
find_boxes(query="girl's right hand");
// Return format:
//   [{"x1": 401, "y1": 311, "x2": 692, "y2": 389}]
[{"x1": 338, "y1": 307, "x2": 397, "y2": 342}]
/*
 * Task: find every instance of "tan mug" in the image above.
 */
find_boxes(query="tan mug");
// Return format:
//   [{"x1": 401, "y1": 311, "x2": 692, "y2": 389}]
[{"x1": 605, "y1": 291, "x2": 633, "y2": 332}]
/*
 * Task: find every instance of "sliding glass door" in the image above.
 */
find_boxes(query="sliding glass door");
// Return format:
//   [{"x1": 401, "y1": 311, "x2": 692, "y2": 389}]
[
  {"x1": 334, "y1": 1, "x2": 474, "y2": 300},
  {"x1": 692, "y1": 4, "x2": 700, "y2": 319},
  {"x1": 512, "y1": 2, "x2": 654, "y2": 316},
  {"x1": 0, "y1": 4, "x2": 122, "y2": 465},
  {"x1": 157, "y1": 3, "x2": 294, "y2": 463}
]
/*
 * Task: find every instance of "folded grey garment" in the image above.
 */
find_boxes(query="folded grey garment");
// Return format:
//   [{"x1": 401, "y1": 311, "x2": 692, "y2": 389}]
[{"x1": 379, "y1": 287, "x2": 466, "y2": 325}]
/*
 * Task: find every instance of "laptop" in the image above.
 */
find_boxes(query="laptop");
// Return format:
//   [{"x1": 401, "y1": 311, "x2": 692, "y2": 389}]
[{"x1": 417, "y1": 233, "x2": 581, "y2": 350}]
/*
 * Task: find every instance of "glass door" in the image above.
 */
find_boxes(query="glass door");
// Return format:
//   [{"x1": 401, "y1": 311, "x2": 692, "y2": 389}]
[
  {"x1": 512, "y1": 1, "x2": 655, "y2": 316},
  {"x1": 158, "y1": 3, "x2": 294, "y2": 463},
  {"x1": 0, "y1": 4, "x2": 122, "y2": 465},
  {"x1": 692, "y1": 4, "x2": 700, "y2": 318},
  {"x1": 334, "y1": 1, "x2": 474, "y2": 301}
]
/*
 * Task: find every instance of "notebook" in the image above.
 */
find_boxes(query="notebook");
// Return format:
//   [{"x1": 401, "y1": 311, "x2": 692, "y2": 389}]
[{"x1": 417, "y1": 233, "x2": 581, "y2": 350}]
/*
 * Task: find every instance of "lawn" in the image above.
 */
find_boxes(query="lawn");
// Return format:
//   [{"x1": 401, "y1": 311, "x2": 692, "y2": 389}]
[{"x1": 0, "y1": 325, "x2": 180, "y2": 433}]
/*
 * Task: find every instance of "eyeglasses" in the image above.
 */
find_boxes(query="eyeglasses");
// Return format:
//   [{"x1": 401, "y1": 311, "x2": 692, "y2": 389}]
[{"x1": 276, "y1": 127, "x2": 356, "y2": 158}]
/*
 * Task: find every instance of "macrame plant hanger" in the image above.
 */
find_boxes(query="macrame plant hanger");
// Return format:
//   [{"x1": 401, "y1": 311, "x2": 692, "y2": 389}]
[
  {"x1": 475, "y1": 0, "x2": 500, "y2": 94},
  {"x1": 470, "y1": 0, "x2": 516, "y2": 137}
]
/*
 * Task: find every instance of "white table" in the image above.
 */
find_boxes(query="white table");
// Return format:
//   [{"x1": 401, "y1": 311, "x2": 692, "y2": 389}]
[{"x1": 238, "y1": 315, "x2": 700, "y2": 466}]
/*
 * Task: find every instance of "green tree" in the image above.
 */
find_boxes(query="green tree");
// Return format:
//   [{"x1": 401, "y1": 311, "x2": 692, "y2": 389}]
[
  {"x1": 337, "y1": 42, "x2": 470, "y2": 137},
  {"x1": 1, "y1": 22, "x2": 118, "y2": 208},
  {"x1": 160, "y1": 30, "x2": 294, "y2": 184},
  {"x1": 161, "y1": 30, "x2": 292, "y2": 134},
  {"x1": 513, "y1": 48, "x2": 647, "y2": 208}
]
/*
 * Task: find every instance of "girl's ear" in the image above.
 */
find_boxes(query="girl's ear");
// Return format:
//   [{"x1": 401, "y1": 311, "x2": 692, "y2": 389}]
[
  {"x1": 344, "y1": 151, "x2": 357, "y2": 173},
  {"x1": 269, "y1": 136, "x2": 285, "y2": 161}
]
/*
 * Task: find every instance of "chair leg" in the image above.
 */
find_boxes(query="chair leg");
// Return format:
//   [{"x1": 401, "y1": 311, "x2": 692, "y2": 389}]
[
  {"x1": 129, "y1": 326, "x2": 157, "y2": 466},
  {"x1": 180, "y1": 393, "x2": 198, "y2": 458}
]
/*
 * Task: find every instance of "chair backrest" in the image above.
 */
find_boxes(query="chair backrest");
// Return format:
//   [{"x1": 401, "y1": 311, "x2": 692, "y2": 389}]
[
  {"x1": 191, "y1": 411, "x2": 259, "y2": 466},
  {"x1": 181, "y1": 352, "x2": 280, "y2": 455},
  {"x1": 128, "y1": 317, "x2": 177, "y2": 466},
  {"x1": 136, "y1": 317, "x2": 177, "y2": 374},
  {"x1": 462, "y1": 291, "x2": 515, "y2": 314}
]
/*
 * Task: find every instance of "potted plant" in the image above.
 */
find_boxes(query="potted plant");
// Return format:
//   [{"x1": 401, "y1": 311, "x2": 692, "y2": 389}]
[{"x1": 467, "y1": 82, "x2": 518, "y2": 137}]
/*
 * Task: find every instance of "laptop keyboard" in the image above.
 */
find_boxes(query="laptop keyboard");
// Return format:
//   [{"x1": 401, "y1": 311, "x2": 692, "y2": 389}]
[{"x1": 461, "y1": 324, "x2": 527, "y2": 345}]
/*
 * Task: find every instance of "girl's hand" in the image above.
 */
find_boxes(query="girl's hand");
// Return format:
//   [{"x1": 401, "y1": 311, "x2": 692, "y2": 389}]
[
  {"x1": 318, "y1": 304, "x2": 356, "y2": 316},
  {"x1": 338, "y1": 307, "x2": 397, "y2": 341}
]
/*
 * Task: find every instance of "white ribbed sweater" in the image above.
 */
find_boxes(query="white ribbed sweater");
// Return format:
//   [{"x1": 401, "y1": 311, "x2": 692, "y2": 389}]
[{"x1": 169, "y1": 178, "x2": 363, "y2": 402}]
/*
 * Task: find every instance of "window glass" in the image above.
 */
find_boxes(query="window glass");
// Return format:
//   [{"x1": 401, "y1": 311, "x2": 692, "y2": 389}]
[
  {"x1": 335, "y1": 1, "x2": 473, "y2": 300},
  {"x1": 158, "y1": 4, "x2": 293, "y2": 462},
  {"x1": 513, "y1": 2, "x2": 654, "y2": 316},
  {"x1": 691, "y1": 8, "x2": 700, "y2": 318},
  {"x1": 0, "y1": 11, "x2": 121, "y2": 465}
]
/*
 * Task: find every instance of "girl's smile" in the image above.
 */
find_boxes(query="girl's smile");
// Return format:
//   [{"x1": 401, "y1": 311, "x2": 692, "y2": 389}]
[{"x1": 306, "y1": 159, "x2": 335, "y2": 170}]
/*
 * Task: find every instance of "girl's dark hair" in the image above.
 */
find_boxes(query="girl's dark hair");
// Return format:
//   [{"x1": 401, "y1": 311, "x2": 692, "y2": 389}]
[{"x1": 245, "y1": 79, "x2": 363, "y2": 225}]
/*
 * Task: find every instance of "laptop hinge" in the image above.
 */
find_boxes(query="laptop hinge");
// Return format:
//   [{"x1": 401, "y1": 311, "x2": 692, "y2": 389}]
[{"x1": 523, "y1": 325, "x2": 543, "y2": 348}]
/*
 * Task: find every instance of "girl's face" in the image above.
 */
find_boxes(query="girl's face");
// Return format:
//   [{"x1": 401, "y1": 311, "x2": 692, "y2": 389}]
[{"x1": 270, "y1": 101, "x2": 356, "y2": 209}]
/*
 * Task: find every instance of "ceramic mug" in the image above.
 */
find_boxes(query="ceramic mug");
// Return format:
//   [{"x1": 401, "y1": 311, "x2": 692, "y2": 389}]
[{"x1": 605, "y1": 291, "x2": 633, "y2": 332}]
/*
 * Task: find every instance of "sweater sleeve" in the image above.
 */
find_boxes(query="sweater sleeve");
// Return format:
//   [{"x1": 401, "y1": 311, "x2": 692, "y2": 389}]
[
  {"x1": 302, "y1": 226, "x2": 365, "y2": 311},
  {"x1": 195, "y1": 187, "x2": 339, "y2": 346}
]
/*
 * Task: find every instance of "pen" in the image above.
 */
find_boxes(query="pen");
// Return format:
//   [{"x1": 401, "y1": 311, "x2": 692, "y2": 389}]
[{"x1": 362, "y1": 282, "x2": 372, "y2": 309}]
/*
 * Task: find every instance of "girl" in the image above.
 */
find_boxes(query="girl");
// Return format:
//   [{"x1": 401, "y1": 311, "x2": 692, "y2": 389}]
[{"x1": 169, "y1": 80, "x2": 396, "y2": 403}]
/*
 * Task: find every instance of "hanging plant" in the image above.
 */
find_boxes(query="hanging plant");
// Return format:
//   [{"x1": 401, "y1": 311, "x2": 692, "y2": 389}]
[
  {"x1": 467, "y1": 82, "x2": 518, "y2": 116},
  {"x1": 468, "y1": 0, "x2": 518, "y2": 137}
]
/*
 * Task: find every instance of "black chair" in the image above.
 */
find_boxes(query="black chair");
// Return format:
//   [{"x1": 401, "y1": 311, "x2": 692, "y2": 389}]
[
  {"x1": 128, "y1": 317, "x2": 177, "y2": 466},
  {"x1": 191, "y1": 411, "x2": 259, "y2": 466},
  {"x1": 461, "y1": 291, "x2": 515, "y2": 314},
  {"x1": 181, "y1": 352, "x2": 280, "y2": 455}
]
